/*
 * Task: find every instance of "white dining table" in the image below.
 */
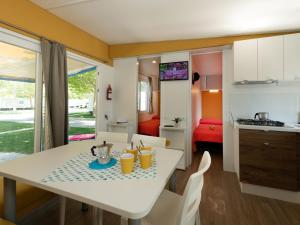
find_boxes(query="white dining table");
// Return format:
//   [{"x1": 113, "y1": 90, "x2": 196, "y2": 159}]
[{"x1": 0, "y1": 140, "x2": 183, "y2": 225}]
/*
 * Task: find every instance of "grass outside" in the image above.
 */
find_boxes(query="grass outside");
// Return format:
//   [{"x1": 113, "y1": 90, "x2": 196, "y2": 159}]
[
  {"x1": 0, "y1": 123, "x2": 34, "y2": 154},
  {"x1": 69, "y1": 112, "x2": 95, "y2": 119},
  {"x1": 69, "y1": 127, "x2": 95, "y2": 135},
  {"x1": 0, "y1": 121, "x2": 33, "y2": 133},
  {"x1": 0, "y1": 119, "x2": 95, "y2": 154}
]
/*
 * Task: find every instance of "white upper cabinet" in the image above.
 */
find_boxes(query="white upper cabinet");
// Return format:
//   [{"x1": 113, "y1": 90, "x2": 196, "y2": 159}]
[
  {"x1": 258, "y1": 36, "x2": 284, "y2": 81},
  {"x1": 284, "y1": 33, "x2": 300, "y2": 81},
  {"x1": 234, "y1": 39, "x2": 258, "y2": 81}
]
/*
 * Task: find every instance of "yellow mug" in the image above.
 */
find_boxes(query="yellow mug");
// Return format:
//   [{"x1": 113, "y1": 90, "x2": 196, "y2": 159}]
[
  {"x1": 140, "y1": 146, "x2": 152, "y2": 151},
  {"x1": 120, "y1": 153, "x2": 134, "y2": 174},
  {"x1": 139, "y1": 150, "x2": 152, "y2": 169},
  {"x1": 125, "y1": 147, "x2": 138, "y2": 162}
]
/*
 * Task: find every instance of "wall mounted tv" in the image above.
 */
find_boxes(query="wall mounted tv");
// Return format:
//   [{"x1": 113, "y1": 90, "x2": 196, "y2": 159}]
[{"x1": 159, "y1": 61, "x2": 189, "y2": 81}]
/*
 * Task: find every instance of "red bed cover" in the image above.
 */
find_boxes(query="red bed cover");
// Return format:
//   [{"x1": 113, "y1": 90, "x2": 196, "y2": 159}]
[
  {"x1": 193, "y1": 119, "x2": 223, "y2": 144},
  {"x1": 138, "y1": 116, "x2": 160, "y2": 137}
]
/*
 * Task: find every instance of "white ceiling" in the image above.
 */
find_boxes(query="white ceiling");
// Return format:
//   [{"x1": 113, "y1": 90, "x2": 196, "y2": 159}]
[{"x1": 31, "y1": 0, "x2": 300, "y2": 45}]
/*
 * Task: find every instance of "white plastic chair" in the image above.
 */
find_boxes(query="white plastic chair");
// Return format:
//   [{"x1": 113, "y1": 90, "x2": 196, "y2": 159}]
[
  {"x1": 122, "y1": 151, "x2": 211, "y2": 225},
  {"x1": 131, "y1": 134, "x2": 166, "y2": 148},
  {"x1": 97, "y1": 131, "x2": 128, "y2": 144}
]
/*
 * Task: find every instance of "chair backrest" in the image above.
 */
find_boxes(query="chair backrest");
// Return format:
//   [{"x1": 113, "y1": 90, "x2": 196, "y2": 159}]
[
  {"x1": 96, "y1": 132, "x2": 128, "y2": 144},
  {"x1": 131, "y1": 134, "x2": 166, "y2": 148},
  {"x1": 177, "y1": 151, "x2": 211, "y2": 225}
]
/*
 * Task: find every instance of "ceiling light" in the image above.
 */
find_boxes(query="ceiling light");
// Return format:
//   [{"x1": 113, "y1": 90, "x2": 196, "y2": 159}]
[
  {"x1": 152, "y1": 60, "x2": 156, "y2": 64},
  {"x1": 209, "y1": 89, "x2": 219, "y2": 93}
]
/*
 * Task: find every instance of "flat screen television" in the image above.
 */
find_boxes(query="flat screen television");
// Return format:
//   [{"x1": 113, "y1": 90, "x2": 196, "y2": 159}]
[{"x1": 159, "y1": 61, "x2": 189, "y2": 81}]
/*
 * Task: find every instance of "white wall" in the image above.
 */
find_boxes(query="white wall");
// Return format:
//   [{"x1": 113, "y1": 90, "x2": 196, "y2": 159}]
[
  {"x1": 223, "y1": 48, "x2": 300, "y2": 172},
  {"x1": 97, "y1": 63, "x2": 114, "y2": 132},
  {"x1": 229, "y1": 84, "x2": 300, "y2": 123},
  {"x1": 222, "y1": 49, "x2": 235, "y2": 172},
  {"x1": 191, "y1": 80, "x2": 202, "y2": 140},
  {"x1": 113, "y1": 58, "x2": 138, "y2": 132},
  {"x1": 160, "y1": 52, "x2": 192, "y2": 167}
]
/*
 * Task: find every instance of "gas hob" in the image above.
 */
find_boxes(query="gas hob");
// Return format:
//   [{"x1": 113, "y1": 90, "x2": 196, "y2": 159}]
[{"x1": 237, "y1": 119, "x2": 285, "y2": 127}]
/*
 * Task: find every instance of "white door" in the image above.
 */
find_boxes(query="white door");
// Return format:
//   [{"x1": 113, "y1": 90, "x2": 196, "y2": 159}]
[
  {"x1": 96, "y1": 63, "x2": 114, "y2": 132},
  {"x1": 284, "y1": 33, "x2": 300, "y2": 81},
  {"x1": 258, "y1": 36, "x2": 284, "y2": 80},
  {"x1": 113, "y1": 58, "x2": 138, "y2": 136},
  {"x1": 233, "y1": 39, "x2": 258, "y2": 81}
]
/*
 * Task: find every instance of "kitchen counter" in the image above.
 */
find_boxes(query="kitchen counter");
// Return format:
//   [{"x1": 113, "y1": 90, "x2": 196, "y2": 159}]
[{"x1": 234, "y1": 122, "x2": 300, "y2": 132}]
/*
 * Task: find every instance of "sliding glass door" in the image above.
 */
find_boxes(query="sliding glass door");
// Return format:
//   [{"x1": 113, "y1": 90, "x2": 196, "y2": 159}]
[
  {"x1": 0, "y1": 41, "x2": 39, "y2": 162},
  {"x1": 0, "y1": 28, "x2": 100, "y2": 161},
  {"x1": 67, "y1": 57, "x2": 97, "y2": 141}
]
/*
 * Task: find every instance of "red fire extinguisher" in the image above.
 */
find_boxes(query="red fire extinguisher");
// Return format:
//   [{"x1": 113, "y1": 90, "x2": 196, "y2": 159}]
[{"x1": 106, "y1": 84, "x2": 112, "y2": 100}]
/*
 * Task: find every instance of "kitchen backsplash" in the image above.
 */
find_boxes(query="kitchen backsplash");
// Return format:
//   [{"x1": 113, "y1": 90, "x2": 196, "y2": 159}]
[{"x1": 229, "y1": 83, "x2": 300, "y2": 123}]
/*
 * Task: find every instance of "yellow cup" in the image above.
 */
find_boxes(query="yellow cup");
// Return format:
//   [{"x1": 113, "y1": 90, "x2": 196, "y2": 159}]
[
  {"x1": 120, "y1": 153, "x2": 134, "y2": 174},
  {"x1": 139, "y1": 150, "x2": 152, "y2": 169},
  {"x1": 126, "y1": 148, "x2": 138, "y2": 162},
  {"x1": 140, "y1": 146, "x2": 152, "y2": 151}
]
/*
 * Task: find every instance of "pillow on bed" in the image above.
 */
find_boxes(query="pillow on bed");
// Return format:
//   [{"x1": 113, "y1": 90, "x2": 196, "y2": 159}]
[
  {"x1": 199, "y1": 118, "x2": 223, "y2": 125},
  {"x1": 152, "y1": 115, "x2": 160, "y2": 120}
]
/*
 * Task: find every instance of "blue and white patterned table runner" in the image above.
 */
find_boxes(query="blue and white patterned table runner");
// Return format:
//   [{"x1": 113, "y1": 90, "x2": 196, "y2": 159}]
[{"x1": 41, "y1": 151, "x2": 157, "y2": 183}]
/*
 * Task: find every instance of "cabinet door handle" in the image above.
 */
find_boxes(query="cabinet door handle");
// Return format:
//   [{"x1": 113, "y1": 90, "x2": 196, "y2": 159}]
[{"x1": 263, "y1": 142, "x2": 270, "y2": 146}]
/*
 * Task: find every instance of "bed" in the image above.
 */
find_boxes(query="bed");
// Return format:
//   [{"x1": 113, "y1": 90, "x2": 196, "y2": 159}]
[
  {"x1": 193, "y1": 118, "x2": 223, "y2": 144},
  {"x1": 138, "y1": 115, "x2": 160, "y2": 137}
]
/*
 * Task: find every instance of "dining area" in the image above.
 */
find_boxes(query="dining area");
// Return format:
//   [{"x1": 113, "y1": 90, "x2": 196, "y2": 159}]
[{"x1": 0, "y1": 132, "x2": 211, "y2": 225}]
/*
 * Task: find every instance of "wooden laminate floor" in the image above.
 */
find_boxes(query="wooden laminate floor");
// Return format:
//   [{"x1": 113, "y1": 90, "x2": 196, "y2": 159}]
[{"x1": 22, "y1": 148, "x2": 300, "y2": 225}]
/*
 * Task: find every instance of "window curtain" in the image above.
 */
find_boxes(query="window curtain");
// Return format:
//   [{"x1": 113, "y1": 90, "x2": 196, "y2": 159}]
[
  {"x1": 41, "y1": 38, "x2": 68, "y2": 149},
  {"x1": 147, "y1": 76, "x2": 153, "y2": 113}
]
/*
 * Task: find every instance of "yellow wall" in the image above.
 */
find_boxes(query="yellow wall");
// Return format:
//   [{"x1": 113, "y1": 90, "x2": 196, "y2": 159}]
[
  {"x1": 0, "y1": 0, "x2": 111, "y2": 64},
  {"x1": 0, "y1": 0, "x2": 297, "y2": 63},
  {"x1": 109, "y1": 32, "x2": 295, "y2": 58}
]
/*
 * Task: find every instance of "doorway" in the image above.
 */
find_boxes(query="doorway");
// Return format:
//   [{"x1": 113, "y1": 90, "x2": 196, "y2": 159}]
[
  {"x1": 137, "y1": 57, "x2": 161, "y2": 137},
  {"x1": 67, "y1": 54, "x2": 98, "y2": 142},
  {"x1": 191, "y1": 51, "x2": 223, "y2": 156}
]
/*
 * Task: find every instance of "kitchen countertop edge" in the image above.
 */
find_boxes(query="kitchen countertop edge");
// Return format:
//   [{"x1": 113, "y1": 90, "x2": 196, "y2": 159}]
[{"x1": 234, "y1": 122, "x2": 300, "y2": 133}]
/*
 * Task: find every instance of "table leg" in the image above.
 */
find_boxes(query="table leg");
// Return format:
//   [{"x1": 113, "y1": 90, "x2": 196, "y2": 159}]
[
  {"x1": 4, "y1": 177, "x2": 16, "y2": 223},
  {"x1": 128, "y1": 219, "x2": 141, "y2": 225},
  {"x1": 97, "y1": 208, "x2": 103, "y2": 225},
  {"x1": 59, "y1": 196, "x2": 66, "y2": 225},
  {"x1": 92, "y1": 207, "x2": 98, "y2": 225},
  {"x1": 169, "y1": 171, "x2": 176, "y2": 192}
]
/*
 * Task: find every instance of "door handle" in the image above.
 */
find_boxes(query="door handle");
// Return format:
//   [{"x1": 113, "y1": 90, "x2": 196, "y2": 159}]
[{"x1": 263, "y1": 142, "x2": 270, "y2": 146}]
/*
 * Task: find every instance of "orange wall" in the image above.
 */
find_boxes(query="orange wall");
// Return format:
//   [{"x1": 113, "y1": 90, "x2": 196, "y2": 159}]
[
  {"x1": 201, "y1": 91, "x2": 222, "y2": 120},
  {"x1": 0, "y1": 0, "x2": 110, "y2": 64}
]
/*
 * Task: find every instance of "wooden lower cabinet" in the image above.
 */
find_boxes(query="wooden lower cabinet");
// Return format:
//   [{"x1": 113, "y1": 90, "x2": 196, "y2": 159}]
[{"x1": 239, "y1": 129, "x2": 299, "y2": 191}]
